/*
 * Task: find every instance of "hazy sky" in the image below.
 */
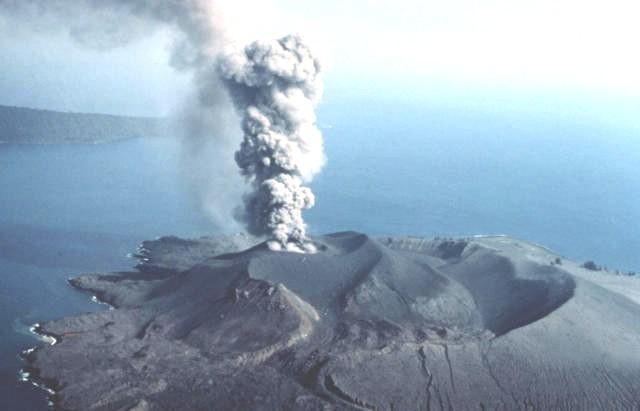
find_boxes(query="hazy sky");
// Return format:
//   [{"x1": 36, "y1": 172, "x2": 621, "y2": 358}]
[{"x1": 0, "y1": 0, "x2": 638, "y2": 127}]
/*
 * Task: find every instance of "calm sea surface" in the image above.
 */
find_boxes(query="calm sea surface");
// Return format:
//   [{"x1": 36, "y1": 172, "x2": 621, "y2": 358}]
[{"x1": 1, "y1": 105, "x2": 638, "y2": 408}]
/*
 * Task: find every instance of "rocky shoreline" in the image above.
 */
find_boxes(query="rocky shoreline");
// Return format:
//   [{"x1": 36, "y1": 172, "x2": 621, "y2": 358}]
[{"x1": 21, "y1": 232, "x2": 640, "y2": 410}]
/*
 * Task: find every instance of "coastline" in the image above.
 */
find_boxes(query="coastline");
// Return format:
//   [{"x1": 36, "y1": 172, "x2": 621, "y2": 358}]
[
  {"x1": 20, "y1": 324, "x2": 61, "y2": 407},
  {"x1": 18, "y1": 272, "x2": 124, "y2": 408},
  {"x1": 22, "y1": 232, "x2": 640, "y2": 410}
]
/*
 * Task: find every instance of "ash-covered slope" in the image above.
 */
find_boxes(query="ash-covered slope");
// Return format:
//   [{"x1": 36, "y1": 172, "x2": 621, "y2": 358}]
[{"x1": 24, "y1": 232, "x2": 640, "y2": 410}]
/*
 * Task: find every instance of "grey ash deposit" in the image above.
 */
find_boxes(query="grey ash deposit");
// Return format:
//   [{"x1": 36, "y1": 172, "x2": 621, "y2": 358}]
[{"x1": 24, "y1": 232, "x2": 640, "y2": 410}]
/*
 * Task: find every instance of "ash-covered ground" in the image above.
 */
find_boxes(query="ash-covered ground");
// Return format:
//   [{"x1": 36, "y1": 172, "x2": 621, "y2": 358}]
[{"x1": 24, "y1": 232, "x2": 640, "y2": 410}]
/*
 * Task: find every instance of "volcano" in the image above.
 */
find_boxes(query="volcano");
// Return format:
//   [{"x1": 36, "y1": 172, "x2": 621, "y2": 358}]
[{"x1": 24, "y1": 232, "x2": 640, "y2": 410}]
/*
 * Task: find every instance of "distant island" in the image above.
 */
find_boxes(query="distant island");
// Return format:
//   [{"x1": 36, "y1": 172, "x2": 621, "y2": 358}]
[{"x1": 0, "y1": 105, "x2": 169, "y2": 144}]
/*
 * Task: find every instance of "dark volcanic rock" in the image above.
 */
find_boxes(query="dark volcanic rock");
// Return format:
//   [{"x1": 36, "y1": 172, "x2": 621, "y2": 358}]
[{"x1": 26, "y1": 232, "x2": 640, "y2": 410}]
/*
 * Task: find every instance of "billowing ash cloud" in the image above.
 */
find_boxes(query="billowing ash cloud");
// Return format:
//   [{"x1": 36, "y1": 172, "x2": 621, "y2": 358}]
[
  {"x1": 0, "y1": 0, "x2": 240, "y2": 229},
  {"x1": 0, "y1": 0, "x2": 224, "y2": 67},
  {"x1": 218, "y1": 35, "x2": 324, "y2": 252},
  {"x1": 0, "y1": 1, "x2": 326, "y2": 252}
]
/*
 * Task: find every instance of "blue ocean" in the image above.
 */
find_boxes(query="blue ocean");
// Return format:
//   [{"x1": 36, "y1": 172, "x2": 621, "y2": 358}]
[{"x1": 1, "y1": 102, "x2": 638, "y2": 409}]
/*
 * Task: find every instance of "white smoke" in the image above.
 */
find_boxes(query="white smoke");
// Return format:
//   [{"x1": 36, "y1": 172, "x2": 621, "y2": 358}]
[{"x1": 0, "y1": 1, "x2": 325, "y2": 251}]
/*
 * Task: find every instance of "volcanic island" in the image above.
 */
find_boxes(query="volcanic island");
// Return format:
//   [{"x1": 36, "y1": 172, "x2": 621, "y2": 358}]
[{"x1": 22, "y1": 232, "x2": 640, "y2": 410}]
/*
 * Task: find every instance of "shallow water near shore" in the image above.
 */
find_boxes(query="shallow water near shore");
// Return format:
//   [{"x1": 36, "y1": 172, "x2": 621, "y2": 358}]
[{"x1": 1, "y1": 106, "x2": 639, "y2": 408}]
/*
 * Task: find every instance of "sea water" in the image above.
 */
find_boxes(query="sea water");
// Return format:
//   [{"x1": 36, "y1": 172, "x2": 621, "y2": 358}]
[
  {"x1": 0, "y1": 105, "x2": 638, "y2": 409},
  {"x1": 0, "y1": 138, "x2": 209, "y2": 409}
]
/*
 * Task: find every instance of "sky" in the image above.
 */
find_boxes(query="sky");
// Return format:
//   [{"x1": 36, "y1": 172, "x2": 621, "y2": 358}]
[{"x1": 0, "y1": 0, "x2": 638, "y2": 129}]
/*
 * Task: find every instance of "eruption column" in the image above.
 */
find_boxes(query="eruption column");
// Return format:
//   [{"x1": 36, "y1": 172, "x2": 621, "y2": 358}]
[{"x1": 219, "y1": 35, "x2": 325, "y2": 252}]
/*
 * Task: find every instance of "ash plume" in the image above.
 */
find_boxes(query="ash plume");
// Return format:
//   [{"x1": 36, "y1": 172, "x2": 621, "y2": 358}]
[
  {"x1": 218, "y1": 35, "x2": 325, "y2": 252},
  {"x1": 0, "y1": 0, "x2": 239, "y2": 228},
  {"x1": 0, "y1": 0, "x2": 225, "y2": 65},
  {"x1": 0, "y1": 1, "x2": 326, "y2": 251}
]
